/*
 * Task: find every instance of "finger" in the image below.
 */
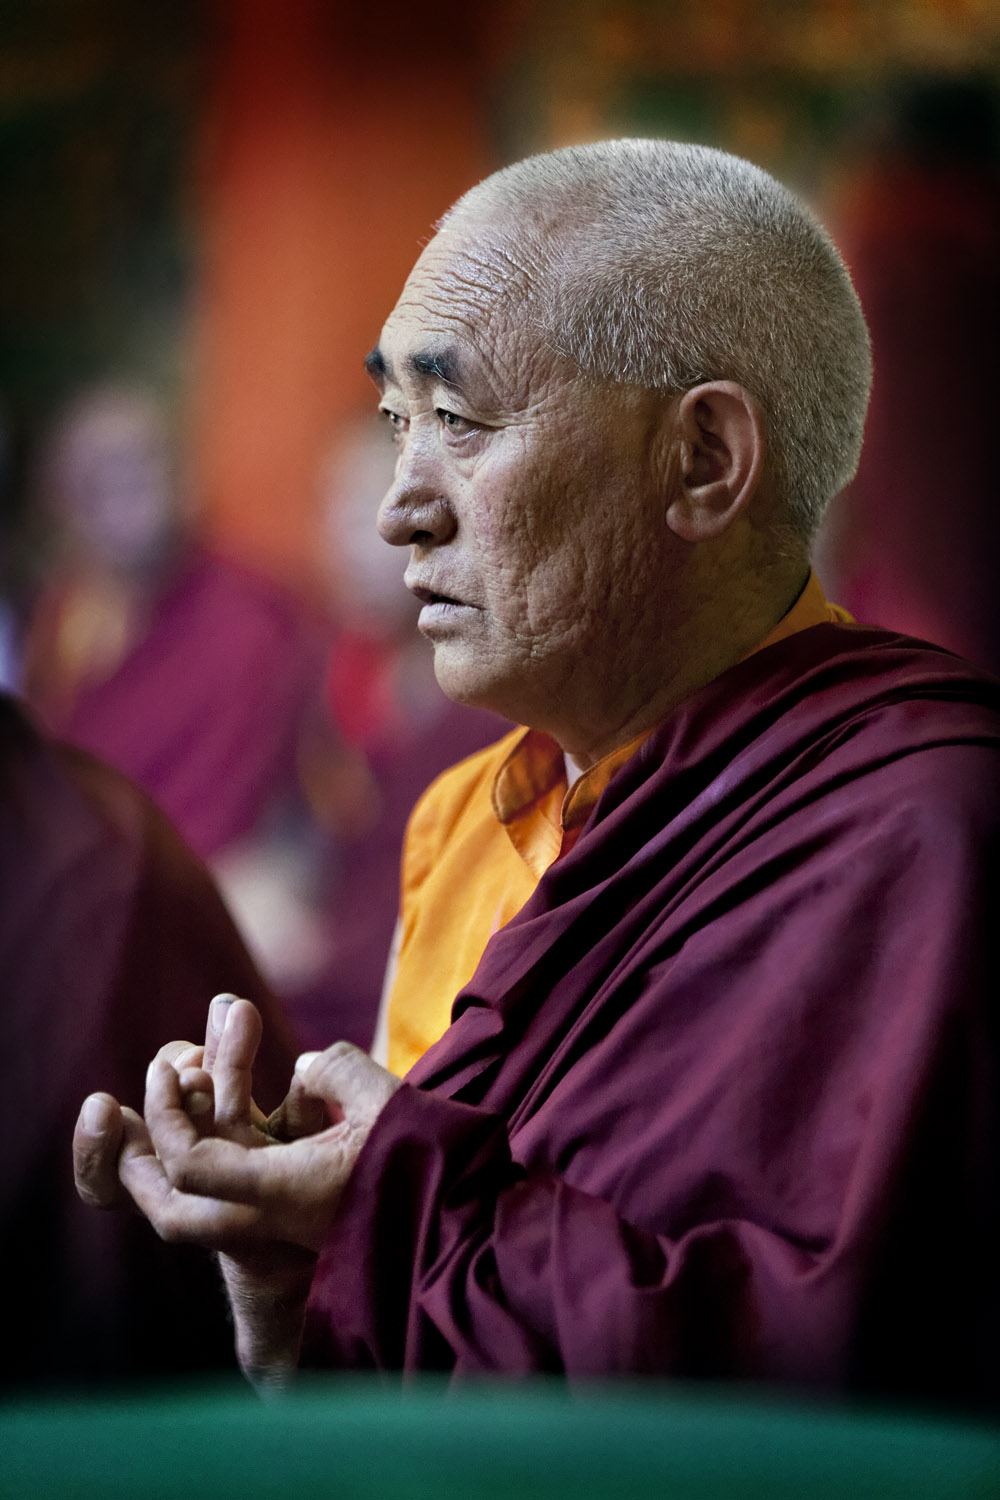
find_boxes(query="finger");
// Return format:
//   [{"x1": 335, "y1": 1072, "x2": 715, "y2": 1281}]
[
  {"x1": 144, "y1": 1054, "x2": 267, "y2": 1204},
  {"x1": 118, "y1": 1121, "x2": 262, "y2": 1248},
  {"x1": 160, "y1": 1135, "x2": 269, "y2": 1204},
  {"x1": 144, "y1": 1052, "x2": 204, "y2": 1169},
  {"x1": 203, "y1": 992, "x2": 238, "y2": 1072},
  {"x1": 163, "y1": 1125, "x2": 356, "y2": 1252},
  {"x1": 73, "y1": 1093, "x2": 126, "y2": 1209},
  {"x1": 119, "y1": 1103, "x2": 155, "y2": 1160},
  {"x1": 211, "y1": 998, "x2": 263, "y2": 1131},
  {"x1": 207, "y1": 996, "x2": 272, "y2": 1136},
  {"x1": 266, "y1": 1074, "x2": 331, "y2": 1142},
  {"x1": 177, "y1": 1065, "x2": 216, "y2": 1137},
  {"x1": 172, "y1": 1044, "x2": 205, "y2": 1073},
  {"x1": 296, "y1": 1042, "x2": 402, "y2": 1128},
  {"x1": 156, "y1": 1038, "x2": 203, "y2": 1069},
  {"x1": 141, "y1": 1105, "x2": 360, "y2": 1252}
]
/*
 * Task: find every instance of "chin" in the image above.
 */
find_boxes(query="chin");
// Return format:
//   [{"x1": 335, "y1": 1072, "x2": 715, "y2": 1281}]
[{"x1": 431, "y1": 651, "x2": 522, "y2": 721}]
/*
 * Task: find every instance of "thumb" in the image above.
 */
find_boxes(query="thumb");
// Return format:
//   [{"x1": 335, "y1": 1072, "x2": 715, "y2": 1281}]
[
  {"x1": 294, "y1": 1042, "x2": 401, "y2": 1127},
  {"x1": 74, "y1": 1092, "x2": 126, "y2": 1209}
]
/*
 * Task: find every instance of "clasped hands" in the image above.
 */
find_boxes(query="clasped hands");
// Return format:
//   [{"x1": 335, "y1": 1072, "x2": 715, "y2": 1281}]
[{"x1": 73, "y1": 993, "x2": 402, "y2": 1386}]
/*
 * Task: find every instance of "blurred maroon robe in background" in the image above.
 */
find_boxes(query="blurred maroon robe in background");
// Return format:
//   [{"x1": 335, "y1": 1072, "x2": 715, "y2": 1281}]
[
  {"x1": 1, "y1": 691, "x2": 298, "y2": 1389},
  {"x1": 26, "y1": 546, "x2": 329, "y2": 861},
  {"x1": 19, "y1": 380, "x2": 341, "y2": 1020}
]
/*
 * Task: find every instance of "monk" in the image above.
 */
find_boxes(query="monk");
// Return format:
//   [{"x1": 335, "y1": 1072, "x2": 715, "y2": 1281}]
[
  {"x1": 74, "y1": 140, "x2": 1000, "y2": 1412},
  {"x1": 23, "y1": 383, "x2": 330, "y2": 865}
]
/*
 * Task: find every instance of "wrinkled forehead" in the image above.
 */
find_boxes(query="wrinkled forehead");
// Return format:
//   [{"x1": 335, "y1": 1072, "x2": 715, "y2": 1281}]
[{"x1": 376, "y1": 221, "x2": 551, "y2": 397}]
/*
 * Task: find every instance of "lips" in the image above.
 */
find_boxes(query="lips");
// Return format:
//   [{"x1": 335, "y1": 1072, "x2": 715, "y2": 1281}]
[{"x1": 407, "y1": 581, "x2": 467, "y2": 608}]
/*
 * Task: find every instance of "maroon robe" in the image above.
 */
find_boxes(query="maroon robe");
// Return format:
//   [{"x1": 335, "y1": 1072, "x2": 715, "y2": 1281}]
[
  {"x1": 302, "y1": 625, "x2": 1000, "y2": 1411},
  {"x1": 1, "y1": 693, "x2": 298, "y2": 1389},
  {"x1": 27, "y1": 549, "x2": 329, "y2": 859}
]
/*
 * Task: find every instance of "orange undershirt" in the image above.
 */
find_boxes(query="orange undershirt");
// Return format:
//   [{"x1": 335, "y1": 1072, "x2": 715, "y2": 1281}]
[{"x1": 386, "y1": 574, "x2": 849, "y2": 1076}]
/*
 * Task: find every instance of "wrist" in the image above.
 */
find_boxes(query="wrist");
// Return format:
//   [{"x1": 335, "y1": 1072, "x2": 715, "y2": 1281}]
[{"x1": 218, "y1": 1248, "x2": 317, "y2": 1394}]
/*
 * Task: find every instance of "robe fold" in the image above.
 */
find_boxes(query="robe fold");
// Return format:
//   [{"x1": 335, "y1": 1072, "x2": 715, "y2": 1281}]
[{"x1": 302, "y1": 626, "x2": 1000, "y2": 1409}]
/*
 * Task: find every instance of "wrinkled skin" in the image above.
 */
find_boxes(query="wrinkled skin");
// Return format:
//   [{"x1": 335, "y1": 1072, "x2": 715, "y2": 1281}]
[
  {"x1": 371, "y1": 222, "x2": 694, "y2": 768},
  {"x1": 74, "y1": 995, "x2": 400, "y2": 1391}
]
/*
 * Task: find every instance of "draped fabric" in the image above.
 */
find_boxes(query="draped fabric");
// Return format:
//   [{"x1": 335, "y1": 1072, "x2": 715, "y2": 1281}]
[
  {"x1": 384, "y1": 569, "x2": 847, "y2": 1075},
  {"x1": 303, "y1": 625, "x2": 1000, "y2": 1411}
]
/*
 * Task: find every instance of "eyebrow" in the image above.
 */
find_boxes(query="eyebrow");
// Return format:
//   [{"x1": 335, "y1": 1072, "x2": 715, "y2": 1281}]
[
  {"x1": 363, "y1": 344, "x2": 464, "y2": 390},
  {"x1": 364, "y1": 347, "x2": 386, "y2": 383},
  {"x1": 409, "y1": 349, "x2": 462, "y2": 386}
]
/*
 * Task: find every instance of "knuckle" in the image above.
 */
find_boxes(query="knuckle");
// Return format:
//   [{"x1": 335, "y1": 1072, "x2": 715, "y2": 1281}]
[
  {"x1": 158, "y1": 1039, "x2": 196, "y2": 1066},
  {"x1": 327, "y1": 1040, "x2": 355, "y2": 1059},
  {"x1": 213, "y1": 1108, "x2": 251, "y2": 1143},
  {"x1": 75, "y1": 1182, "x2": 109, "y2": 1210},
  {"x1": 167, "y1": 1166, "x2": 198, "y2": 1198},
  {"x1": 326, "y1": 1040, "x2": 363, "y2": 1068},
  {"x1": 155, "y1": 1193, "x2": 211, "y2": 1247},
  {"x1": 156, "y1": 1215, "x2": 188, "y2": 1246},
  {"x1": 161, "y1": 1154, "x2": 194, "y2": 1194}
]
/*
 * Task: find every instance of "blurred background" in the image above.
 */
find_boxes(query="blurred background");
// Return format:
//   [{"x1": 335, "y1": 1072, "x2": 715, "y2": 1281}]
[{"x1": 1, "y1": 0, "x2": 998, "y2": 1049}]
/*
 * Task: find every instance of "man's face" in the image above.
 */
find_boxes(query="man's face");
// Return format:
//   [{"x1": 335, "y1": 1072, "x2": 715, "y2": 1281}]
[{"x1": 368, "y1": 223, "x2": 678, "y2": 746}]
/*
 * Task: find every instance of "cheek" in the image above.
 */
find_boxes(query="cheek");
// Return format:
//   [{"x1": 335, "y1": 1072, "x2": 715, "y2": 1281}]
[
  {"x1": 471, "y1": 433, "x2": 582, "y2": 551},
  {"x1": 462, "y1": 450, "x2": 540, "y2": 588},
  {"x1": 461, "y1": 432, "x2": 610, "y2": 630}
]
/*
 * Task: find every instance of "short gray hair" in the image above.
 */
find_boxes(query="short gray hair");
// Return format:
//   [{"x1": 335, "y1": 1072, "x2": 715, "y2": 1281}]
[{"x1": 443, "y1": 139, "x2": 872, "y2": 540}]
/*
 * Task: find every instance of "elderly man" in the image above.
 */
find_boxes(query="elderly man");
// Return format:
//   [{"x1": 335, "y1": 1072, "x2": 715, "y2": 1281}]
[{"x1": 75, "y1": 140, "x2": 1000, "y2": 1409}]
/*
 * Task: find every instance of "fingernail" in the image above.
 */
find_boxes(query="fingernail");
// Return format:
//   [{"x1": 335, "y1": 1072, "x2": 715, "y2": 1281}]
[
  {"x1": 82, "y1": 1094, "x2": 112, "y2": 1134},
  {"x1": 210, "y1": 993, "x2": 237, "y2": 1035},
  {"x1": 295, "y1": 1051, "x2": 321, "y2": 1077},
  {"x1": 186, "y1": 1090, "x2": 213, "y2": 1117}
]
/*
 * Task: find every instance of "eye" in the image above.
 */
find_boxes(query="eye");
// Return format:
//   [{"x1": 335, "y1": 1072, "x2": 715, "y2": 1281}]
[
  {"x1": 436, "y1": 408, "x2": 475, "y2": 436},
  {"x1": 379, "y1": 406, "x2": 407, "y2": 439}
]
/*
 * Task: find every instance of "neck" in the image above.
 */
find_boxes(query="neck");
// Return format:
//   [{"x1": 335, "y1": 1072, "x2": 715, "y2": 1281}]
[
  {"x1": 556, "y1": 560, "x2": 810, "y2": 778},
  {"x1": 564, "y1": 750, "x2": 588, "y2": 785}
]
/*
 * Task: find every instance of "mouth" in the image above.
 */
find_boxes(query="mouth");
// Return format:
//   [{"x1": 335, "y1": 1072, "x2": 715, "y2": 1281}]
[{"x1": 409, "y1": 583, "x2": 466, "y2": 608}]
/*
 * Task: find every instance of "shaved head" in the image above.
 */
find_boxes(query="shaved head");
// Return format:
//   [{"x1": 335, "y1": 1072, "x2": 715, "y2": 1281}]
[{"x1": 440, "y1": 140, "x2": 872, "y2": 543}]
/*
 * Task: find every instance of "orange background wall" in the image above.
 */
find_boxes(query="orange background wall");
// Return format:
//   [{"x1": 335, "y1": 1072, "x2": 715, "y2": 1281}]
[{"x1": 191, "y1": 0, "x2": 517, "y2": 591}]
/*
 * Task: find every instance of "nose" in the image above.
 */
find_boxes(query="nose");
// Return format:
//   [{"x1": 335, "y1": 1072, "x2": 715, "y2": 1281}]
[{"x1": 376, "y1": 442, "x2": 457, "y2": 549}]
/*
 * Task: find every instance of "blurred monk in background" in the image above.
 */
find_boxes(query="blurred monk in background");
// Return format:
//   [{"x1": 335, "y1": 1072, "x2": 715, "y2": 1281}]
[{"x1": 22, "y1": 382, "x2": 338, "y2": 1004}]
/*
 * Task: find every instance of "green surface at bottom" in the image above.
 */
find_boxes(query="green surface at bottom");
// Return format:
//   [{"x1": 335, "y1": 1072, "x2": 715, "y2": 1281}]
[{"x1": 2, "y1": 1377, "x2": 998, "y2": 1500}]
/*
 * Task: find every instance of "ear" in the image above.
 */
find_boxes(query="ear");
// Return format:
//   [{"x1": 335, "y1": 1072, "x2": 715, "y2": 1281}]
[{"x1": 665, "y1": 381, "x2": 766, "y2": 543}]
